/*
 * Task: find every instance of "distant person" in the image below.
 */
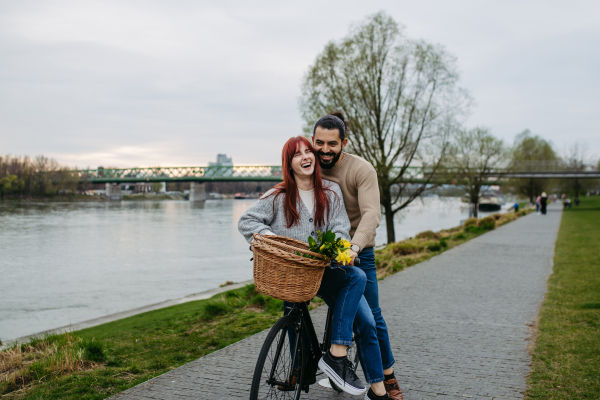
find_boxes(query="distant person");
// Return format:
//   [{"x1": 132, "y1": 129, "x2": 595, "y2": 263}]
[
  {"x1": 513, "y1": 203, "x2": 519, "y2": 212},
  {"x1": 540, "y1": 192, "x2": 548, "y2": 215},
  {"x1": 535, "y1": 195, "x2": 541, "y2": 214},
  {"x1": 575, "y1": 197, "x2": 580, "y2": 206},
  {"x1": 563, "y1": 198, "x2": 572, "y2": 209}
]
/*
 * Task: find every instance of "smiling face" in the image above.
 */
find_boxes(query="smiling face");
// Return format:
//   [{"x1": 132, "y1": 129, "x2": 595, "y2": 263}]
[
  {"x1": 290, "y1": 141, "x2": 316, "y2": 179},
  {"x1": 312, "y1": 126, "x2": 348, "y2": 169}
]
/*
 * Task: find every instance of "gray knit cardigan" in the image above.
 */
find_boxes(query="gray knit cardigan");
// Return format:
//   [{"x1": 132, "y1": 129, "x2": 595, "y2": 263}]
[{"x1": 238, "y1": 180, "x2": 351, "y2": 244}]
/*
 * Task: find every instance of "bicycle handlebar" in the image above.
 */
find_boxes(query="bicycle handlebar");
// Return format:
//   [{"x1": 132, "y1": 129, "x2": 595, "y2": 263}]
[{"x1": 250, "y1": 245, "x2": 361, "y2": 265}]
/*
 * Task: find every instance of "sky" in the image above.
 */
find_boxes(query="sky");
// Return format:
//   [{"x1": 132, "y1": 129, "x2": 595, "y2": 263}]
[{"x1": 1, "y1": 0, "x2": 599, "y2": 168}]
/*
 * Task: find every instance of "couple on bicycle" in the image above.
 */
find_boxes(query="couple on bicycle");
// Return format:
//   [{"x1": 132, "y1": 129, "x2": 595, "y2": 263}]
[{"x1": 239, "y1": 112, "x2": 402, "y2": 400}]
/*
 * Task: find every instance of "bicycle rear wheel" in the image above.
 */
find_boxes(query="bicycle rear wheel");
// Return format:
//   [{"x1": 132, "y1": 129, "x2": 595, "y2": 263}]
[{"x1": 250, "y1": 314, "x2": 305, "y2": 400}]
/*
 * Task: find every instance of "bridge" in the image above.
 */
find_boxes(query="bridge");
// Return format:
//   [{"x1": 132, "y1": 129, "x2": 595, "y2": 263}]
[{"x1": 76, "y1": 164, "x2": 598, "y2": 200}]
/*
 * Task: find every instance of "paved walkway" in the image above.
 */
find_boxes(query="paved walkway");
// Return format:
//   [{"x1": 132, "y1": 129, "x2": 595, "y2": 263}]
[{"x1": 110, "y1": 205, "x2": 562, "y2": 400}]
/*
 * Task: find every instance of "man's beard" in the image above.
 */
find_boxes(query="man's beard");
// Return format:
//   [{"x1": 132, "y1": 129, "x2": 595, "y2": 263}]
[{"x1": 317, "y1": 150, "x2": 342, "y2": 169}]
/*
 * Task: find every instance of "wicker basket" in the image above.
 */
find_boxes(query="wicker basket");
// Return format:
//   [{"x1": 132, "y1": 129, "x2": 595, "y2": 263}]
[{"x1": 251, "y1": 233, "x2": 330, "y2": 302}]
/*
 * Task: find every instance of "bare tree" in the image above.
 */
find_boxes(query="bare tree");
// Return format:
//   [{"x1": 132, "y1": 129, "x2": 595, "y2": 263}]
[
  {"x1": 448, "y1": 127, "x2": 507, "y2": 217},
  {"x1": 300, "y1": 12, "x2": 470, "y2": 243},
  {"x1": 510, "y1": 129, "x2": 558, "y2": 203},
  {"x1": 562, "y1": 143, "x2": 592, "y2": 197}
]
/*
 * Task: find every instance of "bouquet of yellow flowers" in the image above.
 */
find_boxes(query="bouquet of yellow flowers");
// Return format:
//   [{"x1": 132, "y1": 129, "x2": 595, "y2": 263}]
[{"x1": 306, "y1": 230, "x2": 353, "y2": 265}]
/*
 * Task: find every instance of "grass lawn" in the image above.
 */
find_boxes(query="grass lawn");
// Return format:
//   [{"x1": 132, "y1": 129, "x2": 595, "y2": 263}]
[
  {"x1": 526, "y1": 196, "x2": 600, "y2": 399},
  {"x1": 0, "y1": 208, "x2": 532, "y2": 399},
  {"x1": 1, "y1": 285, "x2": 285, "y2": 399}
]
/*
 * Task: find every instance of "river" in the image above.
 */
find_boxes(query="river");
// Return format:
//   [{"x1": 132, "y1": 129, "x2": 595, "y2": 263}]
[{"x1": 0, "y1": 197, "x2": 508, "y2": 340}]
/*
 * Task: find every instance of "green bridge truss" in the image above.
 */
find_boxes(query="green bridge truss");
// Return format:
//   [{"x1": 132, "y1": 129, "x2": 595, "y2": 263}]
[
  {"x1": 77, "y1": 166, "x2": 284, "y2": 183},
  {"x1": 74, "y1": 164, "x2": 600, "y2": 184}
]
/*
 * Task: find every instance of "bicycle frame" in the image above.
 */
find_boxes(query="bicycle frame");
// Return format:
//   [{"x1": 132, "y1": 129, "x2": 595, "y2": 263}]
[{"x1": 275, "y1": 302, "x2": 337, "y2": 393}]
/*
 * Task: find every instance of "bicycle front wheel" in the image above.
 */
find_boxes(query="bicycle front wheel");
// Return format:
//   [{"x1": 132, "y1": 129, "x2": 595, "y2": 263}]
[{"x1": 250, "y1": 314, "x2": 305, "y2": 400}]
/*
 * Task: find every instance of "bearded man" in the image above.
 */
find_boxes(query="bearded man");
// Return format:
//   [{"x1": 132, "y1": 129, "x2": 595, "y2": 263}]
[{"x1": 312, "y1": 112, "x2": 403, "y2": 400}]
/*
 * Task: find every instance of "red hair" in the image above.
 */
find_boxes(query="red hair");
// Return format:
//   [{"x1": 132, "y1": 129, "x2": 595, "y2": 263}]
[{"x1": 266, "y1": 136, "x2": 333, "y2": 228}]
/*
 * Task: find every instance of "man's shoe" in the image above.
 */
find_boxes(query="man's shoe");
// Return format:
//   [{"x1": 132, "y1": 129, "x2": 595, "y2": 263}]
[
  {"x1": 383, "y1": 378, "x2": 404, "y2": 400},
  {"x1": 318, "y1": 351, "x2": 366, "y2": 395},
  {"x1": 364, "y1": 388, "x2": 391, "y2": 400}
]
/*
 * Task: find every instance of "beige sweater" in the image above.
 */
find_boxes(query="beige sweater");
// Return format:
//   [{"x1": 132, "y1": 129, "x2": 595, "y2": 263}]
[{"x1": 321, "y1": 153, "x2": 381, "y2": 250}]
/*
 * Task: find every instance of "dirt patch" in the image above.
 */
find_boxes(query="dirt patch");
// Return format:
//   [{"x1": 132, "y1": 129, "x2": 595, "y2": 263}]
[{"x1": 525, "y1": 316, "x2": 540, "y2": 355}]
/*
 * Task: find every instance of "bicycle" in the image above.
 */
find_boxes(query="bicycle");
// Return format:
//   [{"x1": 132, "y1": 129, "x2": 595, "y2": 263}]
[{"x1": 249, "y1": 296, "x2": 360, "y2": 399}]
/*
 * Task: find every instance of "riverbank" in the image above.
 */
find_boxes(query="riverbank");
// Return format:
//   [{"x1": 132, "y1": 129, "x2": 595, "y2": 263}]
[
  {"x1": 0, "y1": 193, "x2": 186, "y2": 202},
  {"x1": 0, "y1": 207, "x2": 533, "y2": 399},
  {"x1": 0, "y1": 281, "x2": 253, "y2": 351},
  {"x1": 525, "y1": 196, "x2": 600, "y2": 398}
]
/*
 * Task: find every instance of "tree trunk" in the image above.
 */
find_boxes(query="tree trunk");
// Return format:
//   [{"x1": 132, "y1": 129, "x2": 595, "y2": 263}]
[
  {"x1": 384, "y1": 202, "x2": 396, "y2": 244},
  {"x1": 380, "y1": 184, "x2": 396, "y2": 244},
  {"x1": 470, "y1": 185, "x2": 479, "y2": 218},
  {"x1": 528, "y1": 179, "x2": 535, "y2": 204}
]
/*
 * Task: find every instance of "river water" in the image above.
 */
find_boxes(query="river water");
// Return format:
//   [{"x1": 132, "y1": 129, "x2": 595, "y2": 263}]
[{"x1": 0, "y1": 197, "x2": 507, "y2": 340}]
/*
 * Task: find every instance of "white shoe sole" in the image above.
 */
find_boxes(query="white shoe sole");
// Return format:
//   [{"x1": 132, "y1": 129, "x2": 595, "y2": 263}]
[{"x1": 318, "y1": 358, "x2": 366, "y2": 395}]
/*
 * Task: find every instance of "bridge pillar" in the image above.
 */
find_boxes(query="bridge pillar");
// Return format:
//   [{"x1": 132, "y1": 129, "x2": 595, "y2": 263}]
[
  {"x1": 105, "y1": 183, "x2": 122, "y2": 200},
  {"x1": 189, "y1": 182, "x2": 206, "y2": 202}
]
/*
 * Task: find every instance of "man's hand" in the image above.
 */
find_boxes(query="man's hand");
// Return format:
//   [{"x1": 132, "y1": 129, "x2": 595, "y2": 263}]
[{"x1": 345, "y1": 250, "x2": 358, "y2": 266}]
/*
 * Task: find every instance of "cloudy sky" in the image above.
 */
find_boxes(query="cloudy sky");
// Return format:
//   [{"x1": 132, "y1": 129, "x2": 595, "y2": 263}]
[{"x1": 1, "y1": 0, "x2": 598, "y2": 168}]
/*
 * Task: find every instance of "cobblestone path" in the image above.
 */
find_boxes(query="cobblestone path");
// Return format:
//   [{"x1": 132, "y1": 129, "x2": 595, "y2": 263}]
[{"x1": 110, "y1": 205, "x2": 562, "y2": 400}]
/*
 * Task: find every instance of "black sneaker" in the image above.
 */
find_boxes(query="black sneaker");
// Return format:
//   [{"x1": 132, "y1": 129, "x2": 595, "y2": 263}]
[
  {"x1": 318, "y1": 351, "x2": 366, "y2": 395},
  {"x1": 365, "y1": 388, "x2": 391, "y2": 400}
]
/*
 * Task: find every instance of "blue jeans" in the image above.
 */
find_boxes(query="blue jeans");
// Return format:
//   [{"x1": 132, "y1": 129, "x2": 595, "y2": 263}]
[
  {"x1": 317, "y1": 265, "x2": 366, "y2": 345},
  {"x1": 284, "y1": 265, "x2": 386, "y2": 383},
  {"x1": 284, "y1": 266, "x2": 365, "y2": 345},
  {"x1": 317, "y1": 265, "x2": 385, "y2": 383},
  {"x1": 356, "y1": 247, "x2": 395, "y2": 371}
]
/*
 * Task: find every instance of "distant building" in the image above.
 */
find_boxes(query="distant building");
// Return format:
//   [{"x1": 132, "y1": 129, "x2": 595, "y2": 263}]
[{"x1": 209, "y1": 154, "x2": 233, "y2": 167}]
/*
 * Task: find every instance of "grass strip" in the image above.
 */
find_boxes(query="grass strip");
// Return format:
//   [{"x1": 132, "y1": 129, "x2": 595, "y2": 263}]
[
  {"x1": 1, "y1": 285, "x2": 285, "y2": 399},
  {"x1": 526, "y1": 196, "x2": 600, "y2": 399},
  {"x1": 1, "y1": 208, "x2": 532, "y2": 399}
]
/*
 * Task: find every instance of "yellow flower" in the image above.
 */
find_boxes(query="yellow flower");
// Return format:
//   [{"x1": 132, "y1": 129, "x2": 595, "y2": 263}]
[
  {"x1": 320, "y1": 244, "x2": 325, "y2": 251},
  {"x1": 341, "y1": 239, "x2": 351, "y2": 248},
  {"x1": 335, "y1": 249, "x2": 352, "y2": 265}
]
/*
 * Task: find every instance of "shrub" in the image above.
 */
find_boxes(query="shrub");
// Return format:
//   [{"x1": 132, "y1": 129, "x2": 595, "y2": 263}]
[
  {"x1": 427, "y1": 243, "x2": 441, "y2": 252},
  {"x1": 439, "y1": 239, "x2": 449, "y2": 249},
  {"x1": 250, "y1": 294, "x2": 267, "y2": 307},
  {"x1": 82, "y1": 340, "x2": 105, "y2": 363},
  {"x1": 452, "y1": 233, "x2": 466, "y2": 240},
  {"x1": 464, "y1": 217, "x2": 478, "y2": 227},
  {"x1": 465, "y1": 225, "x2": 485, "y2": 234},
  {"x1": 391, "y1": 260, "x2": 405, "y2": 272},
  {"x1": 441, "y1": 226, "x2": 463, "y2": 234},
  {"x1": 203, "y1": 300, "x2": 230, "y2": 319},
  {"x1": 391, "y1": 243, "x2": 421, "y2": 255},
  {"x1": 478, "y1": 216, "x2": 496, "y2": 230},
  {"x1": 490, "y1": 213, "x2": 503, "y2": 220},
  {"x1": 415, "y1": 230, "x2": 440, "y2": 240}
]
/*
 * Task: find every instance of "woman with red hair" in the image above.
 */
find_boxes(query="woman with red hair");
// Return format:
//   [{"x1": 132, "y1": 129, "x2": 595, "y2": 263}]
[{"x1": 239, "y1": 136, "x2": 387, "y2": 397}]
